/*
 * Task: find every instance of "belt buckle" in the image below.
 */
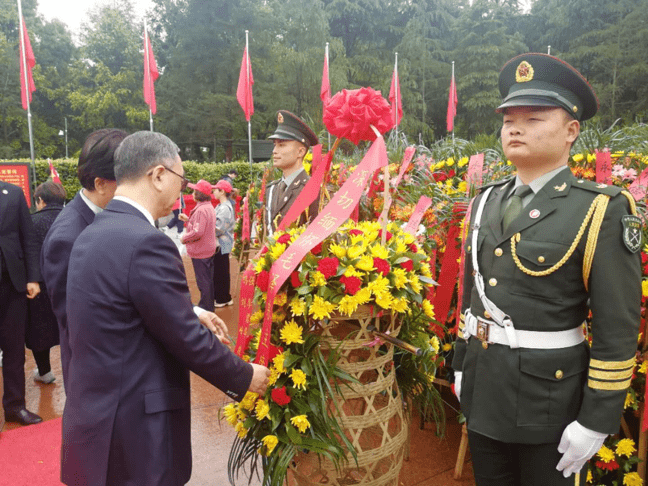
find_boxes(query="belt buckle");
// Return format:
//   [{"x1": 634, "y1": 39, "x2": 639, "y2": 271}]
[{"x1": 476, "y1": 320, "x2": 490, "y2": 342}]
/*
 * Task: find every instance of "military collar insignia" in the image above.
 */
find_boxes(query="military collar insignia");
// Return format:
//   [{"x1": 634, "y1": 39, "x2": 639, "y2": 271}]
[
  {"x1": 277, "y1": 113, "x2": 284, "y2": 123},
  {"x1": 597, "y1": 183, "x2": 608, "y2": 188},
  {"x1": 515, "y1": 61, "x2": 534, "y2": 83},
  {"x1": 554, "y1": 182, "x2": 567, "y2": 192},
  {"x1": 622, "y1": 215, "x2": 642, "y2": 253}
]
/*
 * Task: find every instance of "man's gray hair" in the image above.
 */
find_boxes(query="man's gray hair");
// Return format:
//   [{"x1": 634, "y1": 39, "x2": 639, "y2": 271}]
[{"x1": 114, "y1": 131, "x2": 180, "y2": 183}]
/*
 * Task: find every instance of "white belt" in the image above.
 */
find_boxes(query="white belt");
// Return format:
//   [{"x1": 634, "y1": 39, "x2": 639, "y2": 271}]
[{"x1": 464, "y1": 310, "x2": 585, "y2": 350}]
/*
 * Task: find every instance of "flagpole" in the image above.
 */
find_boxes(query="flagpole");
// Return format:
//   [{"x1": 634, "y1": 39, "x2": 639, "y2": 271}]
[
  {"x1": 547, "y1": 45, "x2": 551, "y2": 55},
  {"x1": 325, "y1": 42, "x2": 330, "y2": 151},
  {"x1": 245, "y1": 30, "x2": 252, "y2": 169},
  {"x1": 144, "y1": 19, "x2": 154, "y2": 131},
  {"x1": 451, "y1": 61, "x2": 455, "y2": 146},
  {"x1": 394, "y1": 52, "x2": 398, "y2": 139},
  {"x1": 17, "y1": 0, "x2": 36, "y2": 191}
]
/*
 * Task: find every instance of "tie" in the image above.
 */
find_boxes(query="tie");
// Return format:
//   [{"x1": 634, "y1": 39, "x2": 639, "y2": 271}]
[
  {"x1": 502, "y1": 185, "x2": 532, "y2": 232},
  {"x1": 273, "y1": 180, "x2": 287, "y2": 210}
]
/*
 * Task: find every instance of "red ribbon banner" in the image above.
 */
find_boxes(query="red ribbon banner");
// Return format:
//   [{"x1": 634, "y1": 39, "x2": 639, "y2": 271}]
[
  {"x1": 403, "y1": 196, "x2": 433, "y2": 236},
  {"x1": 595, "y1": 151, "x2": 612, "y2": 184},
  {"x1": 255, "y1": 137, "x2": 389, "y2": 365},
  {"x1": 392, "y1": 146, "x2": 416, "y2": 188},
  {"x1": 466, "y1": 153, "x2": 484, "y2": 193},
  {"x1": 628, "y1": 166, "x2": 648, "y2": 202},
  {"x1": 242, "y1": 196, "x2": 250, "y2": 242}
]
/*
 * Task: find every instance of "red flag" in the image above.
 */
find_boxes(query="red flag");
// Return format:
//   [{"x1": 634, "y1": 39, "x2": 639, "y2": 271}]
[
  {"x1": 143, "y1": 28, "x2": 159, "y2": 114},
  {"x1": 48, "y1": 159, "x2": 61, "y2": 184},
  {"x1": 236, "y1": 46, "x2": 254, "y2": 121},
  {"x1": 446, "y1": 72, "x2": 458, "y2": 132},
  {"x1": 389, "y1": 66, "x2": 403, "y2": 126},
  {"x1": 19, "y1": 18, "x2": 36, "y2": 111},
  {"x1": 320, "y1": 48, "x2": 331, "y2": 108}
]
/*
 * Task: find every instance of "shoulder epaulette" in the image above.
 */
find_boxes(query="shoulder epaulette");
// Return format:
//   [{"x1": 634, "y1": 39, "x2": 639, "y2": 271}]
[
  {"x1": 479, "y1": 176, "x2": 513, "y2": 193},
  {"x1": 572, "y1": 179, "x2": 623, "y2": 197}
]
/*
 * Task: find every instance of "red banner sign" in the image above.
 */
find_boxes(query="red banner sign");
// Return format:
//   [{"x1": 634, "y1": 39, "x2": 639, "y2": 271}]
[
  {"x1": 242, "y1": 195, "x2": 251, "y2": 242},
  {"x1": 0, "y1": 163, "x2": 32, "y2": 207},
  {"x1": 466, "y1": 153, "x2": 484, "y2": 192},
  {"x1": 627, "y1": 166, "x2": 648, "y2": 202},
  {"x1": 595, "y1": 151, "x2": 612, "y2": 184}
]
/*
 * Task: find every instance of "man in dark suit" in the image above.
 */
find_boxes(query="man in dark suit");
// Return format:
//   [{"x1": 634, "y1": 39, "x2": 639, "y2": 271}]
[
  {"x1": 41, "y1": 128, "x2": 128, "y2": 392},
  {"x1": 0, "y1": 179, "x2": 42, "y2": 425},
  {"x1": 265, "y1": 110, "x2": 319, "y2": 235},
  {"x1": 62, "y1": 131, "x2": 270, "y2": 485},
  {"x1": 452, "y1": 54, "x2": 642, "y2": 485}
]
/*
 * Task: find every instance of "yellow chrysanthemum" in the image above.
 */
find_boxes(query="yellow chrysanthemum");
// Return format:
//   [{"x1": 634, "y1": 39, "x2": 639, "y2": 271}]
[
  {"x1": 236, "y1": 406, "x2": 247, "y2": 421},
  {"x1": 275, "y1": 293, "x2": 288, "y2": 307},
  {"x1": 443, "y1": 342, "x2": 453, "y2": 352},
  {"x1": 309, "y1": 295, "x2": 337, "y2": 320},
  {"x1": 280, "y1": 320, "x2": 304, "y2": 345},
  {"x1": 235, "y1": 421, "x2": 248, "y2": 438},
  {"x1": 223, "y1": 403, "x2": 238, "y2": 426},
  {"x1": 272, "y1": 311, "x2": 286, "y2": 323},
  {"x1": 255, "y1": 399, "x2": 270, "y2": 420},
  {"x1": 329, "y1": 243, "x2": 347, "y2": 259},
  {"x1": 625, "y1": 390, "x2": 635, "y2": 409},
  {"x1": 422, "y1": 299, "x2": 435, "y2": 319},
  {"x1": 290, "y1": 415, "x2": 311, "y2": 433},
  {"x1": 344, "y1": 265, "x2": 363, "y2": 278},
  {"x1": 375, "y1": 291, "x2": 393, "y2": 309},
  {"x1": 268, "y1": 367, "x2": 280, "y2": 385},
  {"x1": 250, "y1": 310, "x2": 264, "y2": 325},
  {"x1": 254, "y1": 258, "x2": 266, "y2": 273},
  {"x1": 240, "y1": 391, "x2": 258, "y2": 411},
  {"x1": 642, "y1": 280, "x2": 648, "y2": 297},
  {"x1": 616, "y1": 438, "x2": 637, "y2": 458},
  {"x1": 587, "y1": 153, "x2": 596, "y2": 164},
  {"x1": 354, "y1": 287, "x2": 372, "y2": 305},
  {"x1": 458, "y1": 181, "x2": 467, "y2": 193},
  {"x1": 394, "y1": 239, "x2": 407, "y2": 254},
  {"x1": 368, "y1": 275, "x2": 390, "y2": 295},
  {"x1": 409, "y1": 273, "x2": 423, "y2": 293},
  {"x1": 572, "y1": 153, "x2": 584, "y2": 163},
  {"x1": 291, "y1": 368, "x2": 307, "y2": 390},
  {"x1": 347, "y1": 244, "x2": 365, "y2": 259},
  {"x1": 310, "y1": 271, "x2": 328, "y2": 287},
  {"x1": 338, "y1": 295, "x2": 359, "y2": 316},
  {"x1": 269, "y1": 243, "x2": 287, "y2": 260},
  {"x1": 402, "y1": 233, "x2": 415, "y2": 245},
  {"x1": 623, "y1": 472, "x2": 643, "y2": 486},
  {"x1": 356, "y1": 255, "x2": 375, "y2": 272},
  {"x1": 597, "y1": 445, "x2": 615, "y2": 462},
  {"x1": 446, "y1": 157, "x2": 455, "y2": 167},
  {"x1": 420, "y1": 262, "x2": 432, "y2": 277},
  {"x1": 260, "y1": 435, "x2": 279, "y2": 456},
  {"x1": 639, "y1": 361, "x2": 647, "y2": 374},
  {"x1": 458, "y1": 156, "x2": 469, "y2": 168},
  {"x1": 391, "y1": 297, "x2": 409, "y2": 313},
  {"x1": 586, "y1": 470, "x2": 593, "y2": 483},
  {"x1": 429, "y1": 336, "x2": 440, "y2": 354},
  {"x1": 272, "y1": 353, "x2": 286, "y2": 374},
  {"x1": 392, "y1": 268, "x2": 408, "y2": 289},
  {"x1": 370, "y1": 244, "x2": 389, "y2": 259},
  {"x1": 290, "y1": 298, "x2": 306, "y2": 317}
]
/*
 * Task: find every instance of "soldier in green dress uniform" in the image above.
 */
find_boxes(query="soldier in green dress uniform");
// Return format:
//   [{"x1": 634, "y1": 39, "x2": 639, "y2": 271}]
[
  {"x1": 265, "y1": 110, "x2": 319, "y2": 236},
  {"x1": 452, "y1": 53, "x2": 642, "y2": 486}
]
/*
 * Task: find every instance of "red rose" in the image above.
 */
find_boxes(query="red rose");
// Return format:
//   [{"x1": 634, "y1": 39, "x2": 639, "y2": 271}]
[
  {"x1": 401, "y1": 259, "x2": 414, "y2": 272},
  {"x1": 323, "y1": 87, "x2": 394, "y2": 145},
  {"x1": 260, "y1": 246, "x2": 269, "y2": 255},
  {"x1": 290, "y1": 271, "x2": 302, "y2": 288},
  {"x1": 311, "y1": 242, "x2": 323, "y2": 255},
  {"x1": 409, "y1": 243, "x2": 418, "y2": 253},
  {"x1": 378, "y1": 230, "x2": 393, "y2": 241},
  {"x1": 271, "y1": 386, "x2": 291, "y2": 406},
  {"x1": 257, "y1": 270, "x2": 270, "y2": 292},
  {"x1": 268, "y1": 344, "x2": 284, "y2": 362},
  {"x1": 373, "y1": 257, "x2": 391, "y2": 276},
  {"x1": 349, "y1": 229, "x2": 364, "y2": 237},
  {"x1": 340, "y1": 275, "x2": 362, "y2": 295},
  {"x1": 277, "y1": 234, "x2": 291, "y2": 244},
  {"x1": 317, "y1": 257, "x2": 339, "y2": 279}
]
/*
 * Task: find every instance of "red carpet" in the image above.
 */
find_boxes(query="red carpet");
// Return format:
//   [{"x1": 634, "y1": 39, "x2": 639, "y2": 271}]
[{"x1": 0, "y1": 417, "x2": 63, "y2": 485}]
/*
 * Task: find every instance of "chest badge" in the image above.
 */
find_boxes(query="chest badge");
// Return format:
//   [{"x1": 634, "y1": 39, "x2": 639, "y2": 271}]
[
  {"x1": 529, "y1": 209, "x2": 541, "y2": 219},
  {"x1": 2, "y1": 189, "x2": 7, "y2": 194},
  {"x1": 622, "y1": 215, "x2": 642, "y2": 253}
]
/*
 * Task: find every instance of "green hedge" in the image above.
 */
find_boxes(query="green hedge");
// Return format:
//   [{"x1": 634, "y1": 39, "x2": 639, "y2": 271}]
[{"x1": 2, "y1": 159, "x2": 269, "y2": 202}]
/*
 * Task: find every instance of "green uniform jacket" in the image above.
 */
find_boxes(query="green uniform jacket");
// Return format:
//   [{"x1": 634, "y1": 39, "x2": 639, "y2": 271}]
[
  {"x1": 452, "y1": 168, "x2": 641, "y2": 444},
  {"x1": 266, "y1": 169, "x2": 319, "y2": 233}
]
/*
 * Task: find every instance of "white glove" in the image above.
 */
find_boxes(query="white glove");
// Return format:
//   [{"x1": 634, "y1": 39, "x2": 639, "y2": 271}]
[
  {"x1": 453, "y1": 371, "x2": 462, "y2": 403},
  {"x1": 556, "y1": 421, "x2": 607, "y2": 477}
]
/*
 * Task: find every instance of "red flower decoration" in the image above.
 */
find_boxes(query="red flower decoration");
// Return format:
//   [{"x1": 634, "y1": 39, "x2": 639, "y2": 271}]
[
  {"x1": 595, "y1": 460, "x2": 619, "y2": 471},
  {"x1": 260, "y1": 246, "x2": 269, "y2": 255},
  {"x1": 277, "y1": 234, "x2": 291, "y2": 244},
  {"x1": 311, "y1": 242, "x2": 323, "y2": 255},
  {"x1": 348, "y1": 229, "x2": 364, "y2": 237},
  {"x1": 373, "y1": 257, "x2": 391, "y2": 276},
  {"x1": 268, "y1": 344, "x2": 284, "y2": 362},
  {"x1": 323, "y1": 87, "x2": 394, "y2": 145},
  {"x1": 290, "y1": 271, "x2": 303, "y2": 288},
  {"x1": 271, "y1": 386, "x2": 291, "y2": 406},
  {"x1": 378, "y1": 229, "x2": 393, "y2": 241},
  {"x1": 317, "y1": 257, "x2": 340, "y2": 279},
  {"x1": 340, "y1": 275, "x2": 362, "y2": 295},
  {"x1": 401, "y1": 259, "x2": 414, "y2": 272},
  {"x1": 409, "y1": 243, "x2": 418, "y2": 253},
  {"x1": 257, "y1": 270, "x2": 270, "y2": 292}
]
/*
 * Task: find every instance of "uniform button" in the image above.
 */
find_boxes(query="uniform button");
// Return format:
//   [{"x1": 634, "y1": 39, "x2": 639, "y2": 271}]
[
  {"x1": 482, "y1": 341, "x2": 488, "y2": 350},
  {"x1": 484, "y1": 311, "x2": 491, "y2": 319},
  {"x1": 467, "y1": 245, "x2": 472, "y2": 252},
  {"x1": 489, "y1": 278, "x2": 497, "y2": 287},
  {"x1": 537, "y1": 256, "x2": 545, "y2": 263},
  {"x1": 555, "y1": 370, "x2": 564, "y2": 380},
  {"x1": 494, "y1": 248, "x2": 503, "y2": 257}
]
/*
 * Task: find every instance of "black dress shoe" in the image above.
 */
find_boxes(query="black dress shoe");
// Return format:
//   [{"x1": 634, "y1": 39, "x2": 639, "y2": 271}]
[{"x1": 5, "y1": 407, "x2": 43, "y2": 425}]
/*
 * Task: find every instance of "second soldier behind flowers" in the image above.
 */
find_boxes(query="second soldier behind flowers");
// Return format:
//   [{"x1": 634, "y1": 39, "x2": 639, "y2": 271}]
[{"x1": 265, "y1": 110, "x2": 319, "y2": 236}]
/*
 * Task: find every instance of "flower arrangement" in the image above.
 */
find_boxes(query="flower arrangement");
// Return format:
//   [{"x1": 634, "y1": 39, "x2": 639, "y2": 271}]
[{"x1": 586, "y1": 436, "x2": 643, "y2": 485}]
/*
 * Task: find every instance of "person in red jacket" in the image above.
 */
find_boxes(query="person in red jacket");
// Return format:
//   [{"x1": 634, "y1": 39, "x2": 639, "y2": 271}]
[{"x1": 180, "y1": 180, "x2": 217, "y2": 310}]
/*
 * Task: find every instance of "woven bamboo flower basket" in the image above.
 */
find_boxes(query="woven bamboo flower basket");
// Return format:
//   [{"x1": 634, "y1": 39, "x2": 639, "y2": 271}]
[{"x1": 288, "y1": 305, "x2": 407, "y2": 486}]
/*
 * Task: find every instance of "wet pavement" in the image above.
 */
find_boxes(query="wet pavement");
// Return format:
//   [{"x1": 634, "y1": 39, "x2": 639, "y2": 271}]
[{"x1": 0, "y1": 254, "x2": 474, "y2": 485}]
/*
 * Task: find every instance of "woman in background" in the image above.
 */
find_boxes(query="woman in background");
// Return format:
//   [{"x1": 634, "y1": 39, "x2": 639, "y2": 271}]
[{"x1": 212, "y1": 180, "x2": 235, "y2": 307}]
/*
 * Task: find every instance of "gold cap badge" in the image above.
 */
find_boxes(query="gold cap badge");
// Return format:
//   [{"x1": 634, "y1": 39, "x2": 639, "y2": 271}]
[
  {"x1": 515, "y1": 61, "x2": 534, "y2": 83},
  {"x1": 277, "y1": 113, "x2": 284, "y2": 123}
]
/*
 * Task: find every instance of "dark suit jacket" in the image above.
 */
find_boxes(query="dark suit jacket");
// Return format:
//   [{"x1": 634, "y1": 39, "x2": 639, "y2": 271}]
[
  {"x1": 453, "y1": 169, "x2": 641, "y2": 444},
  {"x1": 41, "y1": 192, "x2": 95, "y2": 390},
  {"x1": 266, "y1": 168, "x2": 319, "y2": 233},
  {"x1": 62, "y1": 199, "x2": 253, "y2": 486},
  {"x1": 0, "y1": 180, "x2": 40, "y2": 291}
]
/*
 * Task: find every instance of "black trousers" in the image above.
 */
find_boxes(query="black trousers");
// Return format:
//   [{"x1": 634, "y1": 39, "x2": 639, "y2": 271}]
[
  {"x1": 213, "y1": 249, "x2": 232, "y2": 305},
  {"x1": 191, "y1": 257, "x2": 214, "y2": 311},
  {"x1": 33, "y1": 348, "x2": 51, "y2": 375},
  {"x1": 468, "y1": 430, "x2": 586, "y2": 486},
  {"x1": 0, "y1": 270, "x2": 27, "y2": 412}
]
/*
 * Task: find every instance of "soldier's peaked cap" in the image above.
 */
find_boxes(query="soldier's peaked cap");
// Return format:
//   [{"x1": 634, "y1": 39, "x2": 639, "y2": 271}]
[
  {"x1": 268, "y1": 110, "x2": 318, "y2": 148},
  {"x1": 496, "y1": 53, "x2": 599, "y2": 121}
]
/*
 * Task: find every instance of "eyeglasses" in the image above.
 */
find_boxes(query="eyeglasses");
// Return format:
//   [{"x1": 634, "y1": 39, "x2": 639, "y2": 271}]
[{"x1": 148, "y1": 165, "x2": 190, "y2": 191}]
